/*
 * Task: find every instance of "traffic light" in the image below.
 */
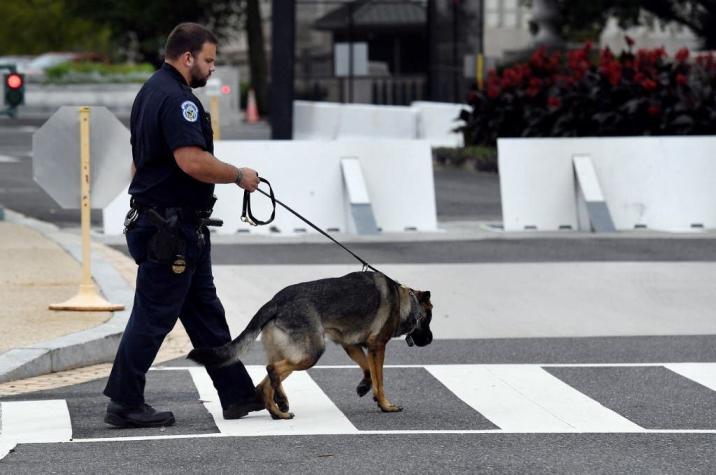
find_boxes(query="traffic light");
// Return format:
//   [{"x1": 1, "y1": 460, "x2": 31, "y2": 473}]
[{"x1": 4, "y1": 72, "x2": 25, "y2": 108}]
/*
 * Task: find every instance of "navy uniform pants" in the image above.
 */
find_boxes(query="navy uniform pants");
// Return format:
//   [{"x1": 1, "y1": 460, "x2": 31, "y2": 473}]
[{"x1": 103, "y1": 214, "x2": 255, "y2": 409}]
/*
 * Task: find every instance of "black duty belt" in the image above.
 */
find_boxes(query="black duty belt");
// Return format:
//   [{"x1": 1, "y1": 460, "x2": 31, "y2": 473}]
[{"x1": 131, "y1": 199, "x2": 222, "y2": 227}]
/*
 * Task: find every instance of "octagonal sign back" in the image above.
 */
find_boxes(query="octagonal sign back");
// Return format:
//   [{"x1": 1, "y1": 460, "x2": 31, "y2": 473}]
[{"x1": 33, "y1": 106, "x2": 132, "y2": 209}]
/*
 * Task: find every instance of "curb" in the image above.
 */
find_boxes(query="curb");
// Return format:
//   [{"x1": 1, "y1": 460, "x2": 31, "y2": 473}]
[{"x1": 0, "y1": 209, "x2": 133, "y2": 383}]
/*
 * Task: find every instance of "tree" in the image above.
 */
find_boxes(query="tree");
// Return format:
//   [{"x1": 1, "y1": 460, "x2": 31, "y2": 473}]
[
  {"x1": 65, "y1": 0, "x2": 245, "y2": 65},
  {"x1": 634, "y1": 0, "x2": 716, "y2": 50},
  {"x1": 0, "y1": 0, "x2": 111, "y2": 55},
  {"x1": 245, "y1": 0, "x2": 268, "y2": 114},
  {"x1": 66, "y1": 0, "x2": 270, "y2": 115},
  {"x1": 522, "y1": 1, "x2": 716, "y2": 49}
]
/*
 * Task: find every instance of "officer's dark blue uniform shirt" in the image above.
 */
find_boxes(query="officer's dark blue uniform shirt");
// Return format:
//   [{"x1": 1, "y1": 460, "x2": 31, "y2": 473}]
[{"x1": 129, "y1": 63, "x2": 214, "y2": 208}]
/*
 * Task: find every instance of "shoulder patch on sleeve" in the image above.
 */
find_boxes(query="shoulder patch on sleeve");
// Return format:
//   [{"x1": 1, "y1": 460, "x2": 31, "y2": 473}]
[{"x1": 181, "y1": 100, "x2": 199, "y2": 123}]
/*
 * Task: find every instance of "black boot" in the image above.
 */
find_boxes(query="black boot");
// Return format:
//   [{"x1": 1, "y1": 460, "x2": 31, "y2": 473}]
[
  {"x1": 104, "y1": 401, "x2": 175, "y2": 428},
  {"x1": 222, "y1": 389, "x2": 265, "y2": 419}
]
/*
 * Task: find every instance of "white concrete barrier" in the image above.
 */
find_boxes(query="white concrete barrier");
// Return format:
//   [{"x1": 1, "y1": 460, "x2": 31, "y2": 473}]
[
  {"x1": 293, "y1": 100, "x2": 340, "y2": 140},
  {"x1": 498, "y1": 136, "x2": 716, "y2": 232},
  {"x1": 293, "y1": 101, "x2": 468, "y2": 147},
  {"x1": 412, "y1": 101, "x2": 466, "y2": 147},
  {"x1": 103, "y1": 140, "x2": 437, "y2": 235},
  {"x1": 335, "y1": 104, "x2": 418, "y2": 140}
]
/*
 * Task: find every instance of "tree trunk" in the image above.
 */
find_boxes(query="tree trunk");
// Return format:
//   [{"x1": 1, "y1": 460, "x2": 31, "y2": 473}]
[{"x1": 246, "y1": 0, "x2": 269, "y2": 115}]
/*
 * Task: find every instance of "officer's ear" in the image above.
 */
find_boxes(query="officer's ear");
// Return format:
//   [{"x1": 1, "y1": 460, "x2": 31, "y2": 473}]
[{"x1": 183, "y1": 52, "x2": 194, "y2": 67}]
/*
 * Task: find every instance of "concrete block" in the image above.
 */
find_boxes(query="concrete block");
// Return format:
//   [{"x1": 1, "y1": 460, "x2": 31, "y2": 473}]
[
  {"x1": 499, "y1": 136, "x2": 716, "y2": 232},
  {"x1": 336, "y1": 104, "x2": 418, "y2": 139},
  {"x1": 104, "y1": 140, "x2": 438, "y2": 235},
  {"x1": 412, "y1": 101, "x2": 467, "y2": 147}
]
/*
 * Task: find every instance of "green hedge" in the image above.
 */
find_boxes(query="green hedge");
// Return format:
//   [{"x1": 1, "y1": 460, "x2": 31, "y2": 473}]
[{"x1": 45, "y1": 62, "x2": 154, "y2": 83}]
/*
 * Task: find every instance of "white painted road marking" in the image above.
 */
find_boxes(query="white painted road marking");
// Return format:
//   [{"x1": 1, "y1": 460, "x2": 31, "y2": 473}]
[
  {"x1": 0, "y1": 441, "x2": 17, "y2": 460},
  {"x1": 427, "y1": 365, "x2": 643, "y2": 432},
  {"x1": 2, "y1": 363, "x2": 714, "y2": 452},
  {"x1": 69, "y1": 428, "x2": 716, "y2": 443},
  {"x1": 0, "y1": 400, "x2": 72, "y2": 460},
  {"x1": 664, "y1": 363, "x2": 716, "y2": 392},
  {"x1": 187, "y1": 366, "x2": 358, "y2": 436},
  {"x1": 214, "y1": 263, "x2": 716, "y2": 339}
]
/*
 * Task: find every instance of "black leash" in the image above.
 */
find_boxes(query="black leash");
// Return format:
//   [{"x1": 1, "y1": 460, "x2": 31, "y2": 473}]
[{"x1": 241, "y1": 177, "x2": 388, "y2": 277}]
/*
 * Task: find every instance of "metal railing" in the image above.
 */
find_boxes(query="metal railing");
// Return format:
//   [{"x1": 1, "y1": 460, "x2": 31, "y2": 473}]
[{"x1": 296, "y1": 74, "x2": 426, "y2": 105}]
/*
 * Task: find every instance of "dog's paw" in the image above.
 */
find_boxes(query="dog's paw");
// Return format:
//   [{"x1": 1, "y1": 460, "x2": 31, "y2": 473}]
[
  {"x1": 379, "y1": 404, "x2": 403, "y2": 413},
  {"x1": 271, "y1": 411, "x2": 295, "y2": 420},
  {"x1": 274, "y1": 393, "x2": 289, "y2": 413},
  {"x1": 356, "y1": 380, "x2": 371, "y2": 397}
]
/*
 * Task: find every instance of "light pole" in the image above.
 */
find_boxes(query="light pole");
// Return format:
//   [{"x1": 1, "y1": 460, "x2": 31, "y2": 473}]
[{"x1": 270, "y1": 0, "x2": 296, "y2": 139}]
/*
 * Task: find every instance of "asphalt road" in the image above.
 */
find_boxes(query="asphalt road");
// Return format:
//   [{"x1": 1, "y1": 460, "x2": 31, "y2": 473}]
[
  {"x1": 2, "y1": 117, "x2": 715, "y2": 473},
  {"x1": 204, "y1": 237, "x2": 716, "y2": 264},
  {"x1": 2, "y1": 336, "x2": 715, "y2": 473}
]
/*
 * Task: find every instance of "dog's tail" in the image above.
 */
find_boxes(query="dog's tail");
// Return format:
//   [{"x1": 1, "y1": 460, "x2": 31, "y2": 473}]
[{"x1": 187, "y1": 301, "x2": 276, "y2": 368}]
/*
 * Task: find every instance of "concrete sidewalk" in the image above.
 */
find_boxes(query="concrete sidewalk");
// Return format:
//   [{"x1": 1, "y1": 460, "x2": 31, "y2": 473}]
[{"x1": 0, "y1": 209, "x2": 192, "y2": 391}]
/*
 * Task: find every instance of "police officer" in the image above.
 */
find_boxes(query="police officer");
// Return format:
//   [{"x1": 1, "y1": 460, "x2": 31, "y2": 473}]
[{"x1": 103, "y1": 23, "x2": 262, "y2": 428}]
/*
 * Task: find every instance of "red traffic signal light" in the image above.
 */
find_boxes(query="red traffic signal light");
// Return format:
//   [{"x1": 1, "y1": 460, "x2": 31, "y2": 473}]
[
  {"x1": 4, "y1": 72, "x2": 25, "y2": 109},
  {"x1": 6, "y1": 73, "x2": 23, "y2": 90}
]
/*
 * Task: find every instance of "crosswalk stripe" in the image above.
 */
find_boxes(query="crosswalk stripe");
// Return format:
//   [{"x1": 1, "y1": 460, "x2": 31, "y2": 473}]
[
  {"x1": 664, "y1": 363, "x2": 716, "y2": 392},
  {"x1": 187, "y1": 366, "x2": 359, "y2": 436},
  {"x1": 0, "y1": 400, "x2": 72, "y2": 443},
  {"x1": 0, "y1": 441, "x2": 17, "y2": 461},
  {"x1": 427, "y1": 365, "x2": 644, "y2": 432},
  {"x1": 1, "y1": 363, "x2": 710, "y2": 448}
]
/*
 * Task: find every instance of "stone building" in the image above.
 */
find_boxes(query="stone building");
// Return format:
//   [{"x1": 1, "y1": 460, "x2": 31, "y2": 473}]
[{"x1": 222, "y1": 1, "x2": 700, "y2": 105}]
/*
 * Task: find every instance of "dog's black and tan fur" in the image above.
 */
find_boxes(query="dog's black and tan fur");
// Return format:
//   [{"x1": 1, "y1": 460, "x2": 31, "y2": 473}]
[{"x1": 188, "y1": 271, "x2": 433, "y2": 419}]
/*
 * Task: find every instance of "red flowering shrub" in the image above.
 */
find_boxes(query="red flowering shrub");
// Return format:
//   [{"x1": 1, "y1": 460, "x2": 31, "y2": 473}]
[{"x1": 459, "y1": 43, "x2": 716, "y2": 147}]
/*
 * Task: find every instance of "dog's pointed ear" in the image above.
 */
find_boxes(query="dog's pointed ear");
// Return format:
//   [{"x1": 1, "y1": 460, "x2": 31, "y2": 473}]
[{"x1": 418, "y1": 291, "x2": 431, "y2": 302}]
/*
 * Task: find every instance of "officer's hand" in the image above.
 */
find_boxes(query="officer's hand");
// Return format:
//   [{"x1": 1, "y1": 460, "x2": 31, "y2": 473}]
[{"x1": 237, "y1": 167, "x2": 259, "y2": 192}]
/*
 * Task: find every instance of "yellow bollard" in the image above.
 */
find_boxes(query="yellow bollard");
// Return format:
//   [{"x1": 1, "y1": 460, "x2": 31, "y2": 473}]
[
  {"x1": 476, "y1": 53, "x2": 485, "y2": 90},
  {"x1": 210, "y1": 96, "x2": 220, "y2": 141},
  {"x1": 49, "y1": 107, "x2": 124, "y2": 312}
]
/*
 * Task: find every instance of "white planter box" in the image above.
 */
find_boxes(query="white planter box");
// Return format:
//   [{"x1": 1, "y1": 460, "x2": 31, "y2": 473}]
[{"x1": 498, "y1": 136, "x2": 716, "y2": 232}]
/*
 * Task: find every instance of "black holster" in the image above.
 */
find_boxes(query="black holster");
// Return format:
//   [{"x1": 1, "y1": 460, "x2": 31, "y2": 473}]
[{"x1": 146, "y1": 208, "x2": 187, "y2": 264}]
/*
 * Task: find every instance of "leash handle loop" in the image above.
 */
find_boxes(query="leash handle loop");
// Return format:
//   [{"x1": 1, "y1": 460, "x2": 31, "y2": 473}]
[{"x1": 241, "y1": 177, "x2": 276, "y2": 226}]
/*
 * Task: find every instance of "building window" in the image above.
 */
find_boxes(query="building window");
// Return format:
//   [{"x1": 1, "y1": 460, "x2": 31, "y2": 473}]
[{"x1": 486, "y1": 0, "x2": 525, "y2": 29}]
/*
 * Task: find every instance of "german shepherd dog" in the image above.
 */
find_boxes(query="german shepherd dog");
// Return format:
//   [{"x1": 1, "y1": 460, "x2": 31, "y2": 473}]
[{"x1": 188, "y1": 271, "x2": 433, "y2": 419}]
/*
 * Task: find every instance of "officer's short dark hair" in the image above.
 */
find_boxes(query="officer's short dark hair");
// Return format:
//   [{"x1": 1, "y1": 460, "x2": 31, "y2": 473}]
[{"x1": 165, "y1": 23, "x2": 218, "y2": 60}]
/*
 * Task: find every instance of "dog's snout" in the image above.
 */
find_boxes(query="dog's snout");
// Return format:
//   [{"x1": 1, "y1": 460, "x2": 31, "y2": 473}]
[{"x1": 411, "y1": 329, "x2": 433, "y2": 347}]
